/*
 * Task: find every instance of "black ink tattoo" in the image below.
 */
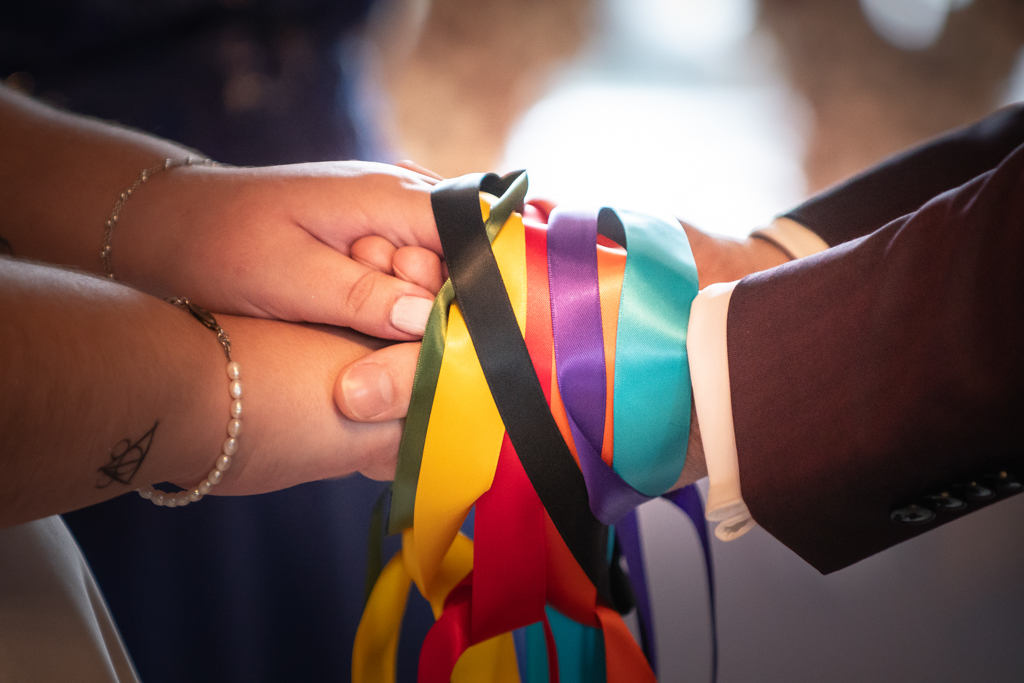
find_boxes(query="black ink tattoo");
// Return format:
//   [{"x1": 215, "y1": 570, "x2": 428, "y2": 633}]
[
  {"x1": 97, "y1": 421, "x2": 158, "y2": 488},
  {"x1": 0, "y1": 236, "x2": 12, "y2": 256}
]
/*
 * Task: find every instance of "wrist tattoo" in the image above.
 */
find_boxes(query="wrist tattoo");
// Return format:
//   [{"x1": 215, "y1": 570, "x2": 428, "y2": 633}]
[{"x1": 97, "y1": 421, "x2": 158, "y2": 488}]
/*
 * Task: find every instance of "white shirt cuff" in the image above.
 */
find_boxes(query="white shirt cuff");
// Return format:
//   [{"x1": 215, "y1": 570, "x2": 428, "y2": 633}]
[
  {"x1": 687, "y1": 281, "x2": 757, "y2": 541},
  {"x1": 751, "y1": 217, "x2": 830, "y2": 260}
]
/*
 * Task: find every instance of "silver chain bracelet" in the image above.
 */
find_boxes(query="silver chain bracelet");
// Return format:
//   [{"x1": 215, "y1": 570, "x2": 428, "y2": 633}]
[{"x1": 101, "y1": 157, "x2": 216, "y2": 279}]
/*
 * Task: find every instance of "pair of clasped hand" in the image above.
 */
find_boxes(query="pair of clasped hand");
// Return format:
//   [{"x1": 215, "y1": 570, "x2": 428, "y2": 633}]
[{"x1": 0, "y1": 81, "x2": 790, "y2": 522}]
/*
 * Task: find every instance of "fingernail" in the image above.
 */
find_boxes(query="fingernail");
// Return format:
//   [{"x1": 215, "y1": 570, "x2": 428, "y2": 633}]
[
  {"x1": 342, "y1": 363, "x2": 394, "y2": 420},
  {"x1": 390, "y1": 296, "x2": 432, "y2": 336}
]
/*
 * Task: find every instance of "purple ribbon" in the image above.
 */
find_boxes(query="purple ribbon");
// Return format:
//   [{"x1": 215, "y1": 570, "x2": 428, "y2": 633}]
[
  {"x1": 615, "y1": 509, "x2": 657, "y2": 671},
  {"x1": 663, "y1": 485, "x2": 718, "y2": 682},
  {"x1": 547, "y1": 208, "x2": 649, "y2": 524},
  {"x1": 546, "y1": 206, "x2": 718, "y2": 681}
]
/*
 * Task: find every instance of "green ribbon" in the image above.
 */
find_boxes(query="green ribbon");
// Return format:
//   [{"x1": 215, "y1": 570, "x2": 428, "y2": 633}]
[
  {"x1": 387, "y1": 172, "x2": 529, "y2": 534},
  {"x1": 364, "y1": 484, "x2": 391, "y2": 607}
]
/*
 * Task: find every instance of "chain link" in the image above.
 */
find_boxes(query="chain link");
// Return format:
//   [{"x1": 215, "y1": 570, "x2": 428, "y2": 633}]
[
  {"x1": 166, "y1": 297, "x2": 232, "y2": 362},
  {"x1": 101, "y1": 157, "x2": 216, "y2": 279}
]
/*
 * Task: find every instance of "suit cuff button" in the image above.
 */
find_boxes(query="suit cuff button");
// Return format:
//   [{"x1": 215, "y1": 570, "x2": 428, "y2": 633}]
[
  {"x1": 923, "y1": 492, "x2": 966, "y2": 511},
  {"x1": 992, "y1": 471, "x2": 1022, "y2": 494},
  {"x1": 891, "y1": 504, "x2": 935, "y2": 524},
  {"x1": 957, "y1": 481, "x2": 995, "y2": 501}
]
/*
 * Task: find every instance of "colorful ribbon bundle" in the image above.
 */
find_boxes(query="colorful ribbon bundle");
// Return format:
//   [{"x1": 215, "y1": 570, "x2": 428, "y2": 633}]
[{"x1": 353, "y1": 172, "x2": 716, "y2": 682}]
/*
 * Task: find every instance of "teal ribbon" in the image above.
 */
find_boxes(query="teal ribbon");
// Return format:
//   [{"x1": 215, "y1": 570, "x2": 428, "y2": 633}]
[
  {"x1": 612, "y1": 210, "x2": 699, "y2": 496},
  {"x1": 520, "y1": 610, "x2": 607, "y2": 683}
]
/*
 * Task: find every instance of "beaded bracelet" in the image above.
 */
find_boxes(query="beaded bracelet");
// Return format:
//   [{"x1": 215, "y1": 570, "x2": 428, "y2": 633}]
[
  {"x1": 102, "y1": 157, "x2": 216, "y2": 280},
  {"x1": 136, "y1": 297, "x2": 241, "y2": 508}
]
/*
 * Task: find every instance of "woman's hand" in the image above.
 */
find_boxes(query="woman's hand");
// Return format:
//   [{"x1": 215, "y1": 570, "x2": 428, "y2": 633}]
[
  {"x1": 115, "y1": 161, "x2": 444, "y2": 340},
  {"x1": 0, "y1": 86, "x2": 445, "y2": 342}
]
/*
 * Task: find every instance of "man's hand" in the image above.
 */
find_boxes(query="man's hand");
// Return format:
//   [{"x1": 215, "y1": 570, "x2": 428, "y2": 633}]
[{"x1": 0, "y1": 87, "x2": 447, "y2": 342}]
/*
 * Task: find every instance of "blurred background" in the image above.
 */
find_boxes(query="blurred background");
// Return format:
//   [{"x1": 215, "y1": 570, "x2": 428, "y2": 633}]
[
  {"x1": 365, "y1": 0, "x2": 1024, "y2": 235},
  {"x1": 5, "y1": 0, "x2": 1024, "y2": 681}
]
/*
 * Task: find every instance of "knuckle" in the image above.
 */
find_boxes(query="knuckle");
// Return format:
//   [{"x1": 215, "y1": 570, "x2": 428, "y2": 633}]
[{"x1": 343, "y1": 269, "x2": 387, "y2": 324}]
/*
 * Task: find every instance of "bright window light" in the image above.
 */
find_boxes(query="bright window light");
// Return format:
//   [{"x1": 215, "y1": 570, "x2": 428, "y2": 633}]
[{"x1": 500, "y1": 82, "x2": 807, "y2": 238}]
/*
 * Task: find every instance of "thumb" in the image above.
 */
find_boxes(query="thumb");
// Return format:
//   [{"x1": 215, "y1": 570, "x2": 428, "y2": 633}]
[{"x1": 335, "y1": 342, "x2": 421, "y2": 422}]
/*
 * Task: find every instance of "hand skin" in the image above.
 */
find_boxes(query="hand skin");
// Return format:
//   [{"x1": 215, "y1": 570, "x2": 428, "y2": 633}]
[
  {"x1": 337, "y1": 210, "x2": 792, "y2": 487},
  {"x1": 0, "y1": 84, "x2": 442, "y2": 340},
  {"x1": 0, "y1": 84, "x2": 449, "y2": 499},
  {"x1": 0, "y1": 258, "x2": 402, "y2": 529}
]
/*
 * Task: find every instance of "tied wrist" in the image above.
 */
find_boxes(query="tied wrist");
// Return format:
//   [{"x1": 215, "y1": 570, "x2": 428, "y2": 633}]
[{"x1": 136, "y1": 298, "x2": 242, "y2": 508}]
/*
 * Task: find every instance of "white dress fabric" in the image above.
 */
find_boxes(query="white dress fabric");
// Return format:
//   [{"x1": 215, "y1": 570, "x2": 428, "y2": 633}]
[{"x1": 0, "y1": 515, "x2": 139, "y2": 683}]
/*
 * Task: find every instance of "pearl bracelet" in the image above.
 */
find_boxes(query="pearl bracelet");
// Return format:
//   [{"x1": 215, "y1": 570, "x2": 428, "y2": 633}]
[{"x1": 136, "y1": 298, "x2": 241, "y2": 508}]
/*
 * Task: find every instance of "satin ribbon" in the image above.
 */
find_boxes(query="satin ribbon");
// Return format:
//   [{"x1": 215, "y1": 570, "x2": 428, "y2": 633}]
[
  {"x1": 473, "y1": 435, "x2": 546, "y2": 643},
  {"x1": 422, "y1": 434, "x2": 557, "y2": 682},
  {"x1": 353, "y1": 531, "x2": 520, "y2": 683},
  {"x1": 546, "y1": 207, "x2": 698, "y2": 520},
  {"x1": 389, "y1": 173, "x2": 529, "y2": 534},
  {"x1": 357, "y1": 174, "x2": 713, "y2": 683},
  {"x1": 410, "y1": 191, "x2": 528, "y2": 590},
  {"x1": 432, "y1": 173, "x2": 613, "y2": 604},
  {"x1": 596, "y1": 235, "x2": 626, "y2": 466},
  {"x1": 663, "y1": 485, "x2": 718, "y2": 682},
  {"x1": 526, "y1": 216, "x2": 646, "y2": 683},
  {"x1": 548, "y1": 209, "x2": 650, "y2": 524},
  {"x1": 611, "y1": 209, "x2": 699, "y2": 496},
  {"x1": 423, "y1": 180, "x2": 653, "y2": 681},
  {"x1": 548, "y1": 208, "x2": 607, "y2": 478},
  {"x1": 613, "y1": 486, "x2": 717, "y2": 679},
  {"x1": 355, "y1": 183, "x2": 529, "y2": 683}
]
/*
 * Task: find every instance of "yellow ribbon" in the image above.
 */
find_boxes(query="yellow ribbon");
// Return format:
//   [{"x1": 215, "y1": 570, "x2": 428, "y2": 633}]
[
  {"x1": 411, "y1": 196, "x2": 527, "y2": 590},
  {"x1": 353, "y1": 531, "x2": 519, "y2": 683},
  {"x1": 352, "y1": 550, "x2": 410, "y2": 683},
  {"x1": 353, "y1": 195, "x2": 526, "y2": 683}
]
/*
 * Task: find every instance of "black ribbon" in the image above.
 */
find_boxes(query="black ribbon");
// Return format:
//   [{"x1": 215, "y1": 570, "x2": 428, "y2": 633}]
[{"x1": 431, "y1": 173, "x2": 614, "y2": 606}]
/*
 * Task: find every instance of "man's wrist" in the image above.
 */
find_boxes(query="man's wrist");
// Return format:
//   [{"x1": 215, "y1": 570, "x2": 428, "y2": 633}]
[
  {"x1": 672, "y1": 399, "x2": 707, "y2": 490},
  {"x1": 678, "y1": 221, "x2": 791, "y2": 289},
  {"x1": 743, "y1": 234, "x2": 792, "y2": 271}
]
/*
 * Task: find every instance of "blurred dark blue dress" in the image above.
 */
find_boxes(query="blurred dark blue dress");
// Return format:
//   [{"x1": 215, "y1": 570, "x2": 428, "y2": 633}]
[{"x1": 1, "y1": 2, "x2": 432, "y2": 681}]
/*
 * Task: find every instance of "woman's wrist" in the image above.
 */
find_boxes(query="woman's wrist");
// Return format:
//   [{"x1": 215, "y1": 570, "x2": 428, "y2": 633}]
[
  {"x1": 0, "y1": 260, "x2": 399, "y2": 528},
  {"x1": 103, "y1": 160, "x2": 223, "y2": 299},
  {"x1": 0, "y1": 85, "x2": 196, "y2": 273},
  {"x1": 195, "y1": 315, "x2": 402, "y2": 496},
  {"x1": 110, "y1": 293, "x2": 233, "y2": 494},
  {"x1": 0, "y1": 261, "x2": 229, "y2": 526}
]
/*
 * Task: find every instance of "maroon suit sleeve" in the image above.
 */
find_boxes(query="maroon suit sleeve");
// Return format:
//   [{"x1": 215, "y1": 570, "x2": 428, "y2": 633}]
[
  {"x1": 784, "y1": 103, "x2": 1024, "y2": 247},
  {"x1": 727, "y1": 142, "x2": 1024, "y2": 574}
]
